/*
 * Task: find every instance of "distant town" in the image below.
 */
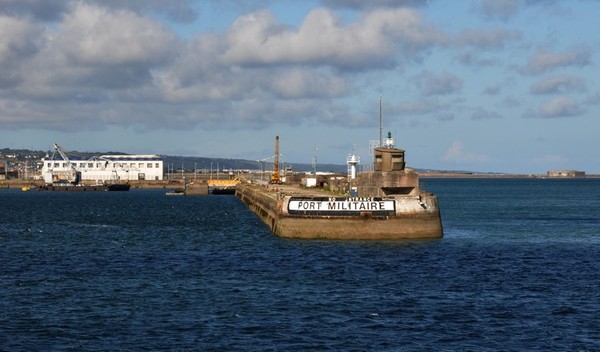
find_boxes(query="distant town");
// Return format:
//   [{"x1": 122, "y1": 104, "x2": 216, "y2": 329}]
[
  {"x1": 0, "y1": 147, "x2": 346, "y2": 181},
  {"x1": 0, "y1": 147, "x2": 593, "y2": 182}
]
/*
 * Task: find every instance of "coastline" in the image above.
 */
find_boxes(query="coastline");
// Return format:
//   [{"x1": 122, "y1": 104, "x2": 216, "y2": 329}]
[
  {"x1": 419, "y1": 172, "x2": 600, "y2": 179},
  {"x1": 0, "y1": 179, "x2": 184, "y2": 190},
  {"x1": 3, "y1": 172, "x2": 600, "y2": 190}
]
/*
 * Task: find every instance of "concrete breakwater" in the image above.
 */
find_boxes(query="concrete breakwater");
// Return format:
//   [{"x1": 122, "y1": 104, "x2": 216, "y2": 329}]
[
  {"x1": 0, "y1": 179, "x2": 203, "y2": 190},
  {"x1": 235, "y1": 182, "x2": 443, "y2": 240},
  {"x1": 235, "y1": 138, "x2": 443, "y2": 240}
]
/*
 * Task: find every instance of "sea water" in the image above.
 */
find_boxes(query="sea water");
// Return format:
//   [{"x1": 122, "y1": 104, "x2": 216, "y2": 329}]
[{"x1": 1, "y1": 179, "x2": 600, "y2": 351}]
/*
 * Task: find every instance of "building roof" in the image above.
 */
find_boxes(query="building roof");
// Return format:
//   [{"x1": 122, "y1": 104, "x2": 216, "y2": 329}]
[{"x1": 99, "y1": 155, "x2": 161, "y2": 160}]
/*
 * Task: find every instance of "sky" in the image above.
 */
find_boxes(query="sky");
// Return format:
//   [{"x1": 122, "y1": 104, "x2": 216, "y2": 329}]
[{"x1": 0, "y1": 0, "x2": 598, "y2": 174}]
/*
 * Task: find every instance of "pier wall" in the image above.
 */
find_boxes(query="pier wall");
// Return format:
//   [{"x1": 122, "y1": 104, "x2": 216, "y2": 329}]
[
  {"x1": 235, "y1": 183, "x2": 443, "y2": 240},
  {"x1": 273, "y1": 210, "x2": 442, "y2": 240},
  {"x1": 185, "y1": 181, "x2": 209, "y2": 195},
  {"x1": 235, "y1": 183, "x2": 281, "y2": 231}
]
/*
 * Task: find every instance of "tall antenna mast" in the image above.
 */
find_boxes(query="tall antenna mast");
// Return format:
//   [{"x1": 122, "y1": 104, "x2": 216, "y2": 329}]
[
  {"x1": 271, "y1": 135, "x2": 281, "y2": 184},
  {"x1": 379, "y1": 97, "x2": 383, "y2": 148}
]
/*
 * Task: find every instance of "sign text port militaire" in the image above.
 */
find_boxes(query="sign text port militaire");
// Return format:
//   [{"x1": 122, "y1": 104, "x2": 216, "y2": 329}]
[{"x1": 287, "y1": 197, "x2": 396, "y2": 216}]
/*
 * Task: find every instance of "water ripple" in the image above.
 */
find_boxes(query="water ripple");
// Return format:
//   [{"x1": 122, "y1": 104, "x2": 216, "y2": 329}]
[{"x1": 2, "y1": 183, "x2": 600, "y2": 350}]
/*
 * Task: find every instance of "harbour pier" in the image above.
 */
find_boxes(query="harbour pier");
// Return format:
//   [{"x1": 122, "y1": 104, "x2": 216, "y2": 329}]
[
  {"x1": 235, "y1": 182, "x2": 442, "y2": 240},
  {"x1": 235, "y1": 134, "x2": 443, "y2": 240}
]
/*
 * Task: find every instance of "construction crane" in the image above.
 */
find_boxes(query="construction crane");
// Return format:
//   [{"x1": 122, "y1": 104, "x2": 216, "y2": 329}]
[
  {"x1": 43, "y1": 143, "x2": 80, "y2": 185},
  {"x1": 271, "y1": 135, "x2": 281, "y2": 184}
]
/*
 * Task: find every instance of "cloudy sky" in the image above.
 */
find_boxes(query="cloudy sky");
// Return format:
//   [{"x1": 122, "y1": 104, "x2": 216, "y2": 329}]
[{"x1": 0, "y1": 0, "x2": 598, "y2": 173}]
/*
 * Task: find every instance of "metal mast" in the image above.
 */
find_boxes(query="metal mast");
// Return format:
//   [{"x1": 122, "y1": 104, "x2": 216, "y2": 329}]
[
  {"x1": 379, "y1": 97, "x2": 383, "y2": 148},
  {"x1": 271, "y1": 135, "x2": 281, "y2": 184}
]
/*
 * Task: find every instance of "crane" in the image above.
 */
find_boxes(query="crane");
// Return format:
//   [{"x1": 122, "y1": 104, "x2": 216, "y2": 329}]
[
  {"x1": 53, "y1": 143, "x2": 74, "y2": 169},
  {"x1": 43, "y1": 143, "x2": 80, "y2": 185},
  {"x1": 271, "y1": 135, "x2": 281, "y2": 184}
]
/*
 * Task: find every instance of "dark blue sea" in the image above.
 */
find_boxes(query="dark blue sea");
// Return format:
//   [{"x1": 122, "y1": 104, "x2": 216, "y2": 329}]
[{"x1": 2, "y1": 178, "x2": 600, "y2": 351}]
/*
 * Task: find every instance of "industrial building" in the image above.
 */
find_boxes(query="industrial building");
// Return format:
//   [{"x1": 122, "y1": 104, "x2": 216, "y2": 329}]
[{"x1": 41, "y1": 154, "x2": 164, "y2": 182}]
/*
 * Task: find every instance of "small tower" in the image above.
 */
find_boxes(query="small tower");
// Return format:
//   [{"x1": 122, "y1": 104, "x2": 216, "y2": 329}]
[
  {"x1": 383, "y1": 131, "x2": 395, "y2": 149},
  {"x1": 374, "y1": 132, "x2": 405, "y2": 172},
  {"x1": 354, "y1": 130, "x2": 417, "y2": 197},
  {"x1": 347, "y1": 154, "x2": 360, "y2": 180}
]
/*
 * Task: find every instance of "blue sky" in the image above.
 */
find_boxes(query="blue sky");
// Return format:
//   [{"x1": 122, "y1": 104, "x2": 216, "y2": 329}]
[{"x1": 0, "y1": 0, "x2": 598, "y2": 173}]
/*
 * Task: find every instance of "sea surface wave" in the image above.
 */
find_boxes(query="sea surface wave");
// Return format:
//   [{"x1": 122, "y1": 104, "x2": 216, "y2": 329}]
[{"x1": 2, "y1": 178, "x2": 600, "y2": 351}]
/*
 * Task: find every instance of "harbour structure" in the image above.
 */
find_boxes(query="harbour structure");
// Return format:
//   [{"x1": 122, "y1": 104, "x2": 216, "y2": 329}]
[
  {"x1": 271, "y1": 135, "x2": 281, "y2": 184},
  {"x1": 208, "y1": 179, "x2": 239, "y2": 194},
  {"x1": 347, "y1": 153, "x2": 359, "y2": 181},
  {"x1": 40, "y1": 144, "x2": 163, "y2": 183},
  {"x1": 236, "y1": 133, "x2": 443, "y2": 240},
  {"x1": 0, "y1": 160, "x2": 6, "y2": 180},
  {"x1": 547, "y1": 170, "x2": 585, "y2": 178},
  {"x1": 165, "y1": 175, "x2": 242, "y2": 196}
]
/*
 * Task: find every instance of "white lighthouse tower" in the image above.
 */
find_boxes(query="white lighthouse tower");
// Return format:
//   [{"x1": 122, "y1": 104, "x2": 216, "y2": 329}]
[{"x1": 347, "y1": 154, "x2": 360, "y2": 180}]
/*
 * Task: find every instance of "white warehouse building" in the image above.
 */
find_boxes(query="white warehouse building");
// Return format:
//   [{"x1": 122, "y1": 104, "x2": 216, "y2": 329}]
[{"x1": 41, "y1": 154, "x2": 164, "y2": 182}]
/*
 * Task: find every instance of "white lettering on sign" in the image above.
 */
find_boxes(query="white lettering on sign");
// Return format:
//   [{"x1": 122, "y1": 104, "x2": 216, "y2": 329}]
[{"x1": 288, "y1": 197, "x2": 395, "y2": 213}]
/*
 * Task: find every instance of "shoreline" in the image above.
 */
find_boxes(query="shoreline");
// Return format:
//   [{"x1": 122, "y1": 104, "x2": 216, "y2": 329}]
[
  {"x1": 3, "y1": 173, "x2": 600, "y2": 189},
  {"x1": 0, "y1": 179, "x2": 185, "y2": 189},
  {"x1": 419, "y1": 172, "x2": 600, "y2": 179}
]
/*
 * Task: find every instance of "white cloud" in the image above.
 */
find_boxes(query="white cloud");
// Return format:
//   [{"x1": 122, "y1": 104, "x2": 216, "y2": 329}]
[
  {"x1": 57, "y1": 3, "x2": 177, "y2": 66},
  {"x1": 223, "y1": 8, "x2": 443, "y2": 69},
  {"x1": 530, "y1": 75, "x2": 586, "y2": 95},
  {"x1": 0, "y1": 16, "x2": 42, "y2": 64},
  {"x1": 0, "y1": 0, "x2": 68, "y2": 21},
  {"x1": 539, "y1": 96, "x2": 585, "y2": 118},
  {"x1": 525, "y1": 47, "x2": 591, "y2": 74},
  {"x1": 0, "y1": 15, "x2": 44, "y2": 89},
  {"x1": 443, "y1": 141, "x2": 489, "y2": 163},
  {"x1": 0, "y1": 0, "x2": 199, "y2": 23}
]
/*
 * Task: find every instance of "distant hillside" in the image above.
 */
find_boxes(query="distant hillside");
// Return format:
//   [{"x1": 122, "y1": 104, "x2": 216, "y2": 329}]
[
  {"x1": 0, "y1": 147, "x2": 347, "y2": 173},
  {"x1": 3, "y1": 147, "x2": 518, "y2": 176},
  {"x1": 160, "y1": 155, "x2": 346, "y2": 174}
]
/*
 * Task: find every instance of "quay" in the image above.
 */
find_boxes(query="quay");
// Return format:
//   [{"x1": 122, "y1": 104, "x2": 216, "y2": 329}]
[
  {"x1": 0, "y1": 178, "x2": 240, "y2": 194},
  {"x1": 235, "y1": 134, "x2": 443, "y2": 240},
  {"x1": 235, "y1": 182, "x2": 442, "y2": 240}
]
